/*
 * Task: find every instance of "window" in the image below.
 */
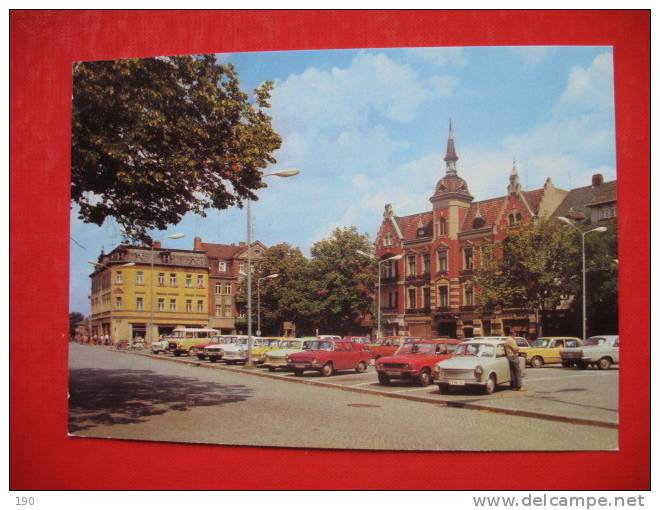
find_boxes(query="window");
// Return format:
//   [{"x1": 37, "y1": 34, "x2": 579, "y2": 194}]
[
  {"x1": 224, "y1": 305, "x2": 231, "y2": 317},
  {"x1": 422, "y1": 253, "x2": 431, "y2": 274},
  {"x1": 388, "y1": 291, "x2": 398, "y2": 309},
  {"x1": 439, "y1": 217, "x2": 447, "y2": 236},
  {"x1": 438, "y1": 249, "x2": 448, "y2": 272},
  {"x1": 115, "y1": 296, "x2": 123, "y2": 309},
  {"x1": 136, "y1": 297, "x2": 144, "y2": 311},
  {"x1": 215, "y1": 283, "x2": 222, "y2": 295},
  {"x1": 197, "y1": 300, "x2": 204, "y2": 313},
  {"x1": 407, "y1": 255, "x2": 416, "y2": 276},
  {"x1": 170, "y1": 273, "x2": 177, "y2": 286},
  {"x1": 218, "y1": 261, "x2": 227, "y2": 272},
  {"x1": 464, "y1": 285, "x2": 474, "y2": 305},
  {"x1": 407, "y1": 288, "x2": 416, "y2": 309},
  {"x1": 383, "y1": 233, "x2": 393, "y2": 247},
  {"x1": 169, "y1": 298, "x2": 176, "y2": 312},
  {"x1": 215, "y1": 305, "x2": 222, "y2": 317},
  {"x1": 185, "y1": 274, "x2": 192, "y2": 288},
  {"x1": 158, "y1": 298, "x2": 165, "y2": 311},
  {"x1": 225, "y1": 283, "x2": 231, "y2": 295},
  {"x1": 495, "y1": 345, "x2": 506, "y2": 358},
  {"x1": 186, "y1": 300, "x2": 192, "y2": 312},
  {"x1": 600, "y1": 206, "x2": 617, "y2": 220},
  {"x1": 438, "y1": 285, "x2": 449, "y2": 307},
  {"x1": 115, "y1": 271, "x2": 123, "y2": 284},
  {"x1": 464, "y1": 247, "x2": 473, "y2": 270},
  {"x1": 508, "y1": 211, "x2": 523, "y2": 226},
  {"x1": 383, "y1": 260, "x2": 397, "y2": 278},
  {"x1": 136, "y1": 271, "x2": 144, "y2": 284},
  {"x1": 197, "y1": 274, "x2": 204, "y2": 287},
  {"x1": 423, "y1": 287, "x2": 431, "y2": 308},
  {"x1": 158, "y1": 272, "x2": 165, "y2": 286},
  {"x1": 239, "y1": 262, "x2": 246, "y2": 274}
]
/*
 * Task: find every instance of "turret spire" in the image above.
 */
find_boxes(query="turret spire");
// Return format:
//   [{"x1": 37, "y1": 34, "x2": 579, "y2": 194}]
[
  {"x1": 444, "y1": 118, "x2": 458, "y2": 175},
  {"x1": 508, "y1": 159, "x2": 521, "y2": 194}
]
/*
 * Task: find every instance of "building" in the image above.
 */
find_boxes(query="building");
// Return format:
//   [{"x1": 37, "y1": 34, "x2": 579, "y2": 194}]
[
  {"x1": 193, "y1": 237, "x2": 267, "y2": 334},
  {"x1": 374, "y1": 121, "x2": 571, "y2": 339},
  {"x1": 89, "y1": 243, "x2": 209, "y2": 343},
  {"x1": 551, "y1": 173, "x2": 617, "y2": 227}
]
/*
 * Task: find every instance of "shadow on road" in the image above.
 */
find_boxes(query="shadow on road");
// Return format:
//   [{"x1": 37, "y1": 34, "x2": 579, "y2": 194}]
[{"x1": 68, "y1": 368, "x2": 254, "y2": 432}]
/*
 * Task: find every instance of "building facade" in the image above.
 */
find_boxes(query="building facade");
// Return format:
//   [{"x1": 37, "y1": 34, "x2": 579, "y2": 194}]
[
  {"x1": 374, "y1": 121, "x2": 571, "y2": 340},
  {"x1": 89, "y1": 244, "x2": 210, "y2": 343}
]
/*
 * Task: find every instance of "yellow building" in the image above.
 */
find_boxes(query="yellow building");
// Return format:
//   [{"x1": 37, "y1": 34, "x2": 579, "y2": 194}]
[{"x1": 90, "y1": 244, "x2": 209, "y2": 343}]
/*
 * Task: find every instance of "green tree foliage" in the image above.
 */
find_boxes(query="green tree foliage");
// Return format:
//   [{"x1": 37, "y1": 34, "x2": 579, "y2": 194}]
[
  {"x1": 474, "y1": 219, "x2": 581, "y2": 335},
  {"x1": 72, "y1": 55, "x2": 281, "y2": 241},
  {"x1": 69, "y1": 311, "x2": 85, "y2": 337},
  {"x1": 309, "y1": 227, "x2": 377, "y2": 335}
]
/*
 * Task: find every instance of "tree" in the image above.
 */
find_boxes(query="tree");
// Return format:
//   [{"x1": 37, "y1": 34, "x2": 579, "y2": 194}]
[
  {"x1": 72, "y1": 55, "x2": 281, "y2": 241},
  {"x1": 69, "y1": 312, "x2": 85, "y2": 337},
  {"x1": 474, "y1": 219, "x2": 581, "y2": 336},
  {"x1": 309, "y1": 227, "x2": 377, "y2": 335}
]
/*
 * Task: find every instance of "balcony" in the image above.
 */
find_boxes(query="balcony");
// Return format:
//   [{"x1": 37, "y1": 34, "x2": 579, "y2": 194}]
[
  {"x1": 405, "y1": 307, "x2": 431, "y2": 315},
  {"x1": 459, "y1": 268, "x2": 474, "y2": 277},
  {"x1": 380, "y1": 276, "x2": 398, "y2": 285},
  {"x1": 405, "y1": 273, "x2": 431, "y2": 284},
  {"x1": 460, "y1": 305, "x2": 476, "y2": 312},
  {"x1": 435, "y1": 306, "x2": 451, "y2": 313}
]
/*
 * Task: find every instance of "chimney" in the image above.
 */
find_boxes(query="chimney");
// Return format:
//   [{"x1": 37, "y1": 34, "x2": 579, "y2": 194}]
[
  {"x1": 592, "y1": 174, "x2": 604, "y2": 187},
  {"x1": 194, "y1": 236, "x2": 203, "y2": 251},
  {"x1": 152, "y1": 241, "x2": 161, "y2": 249}
]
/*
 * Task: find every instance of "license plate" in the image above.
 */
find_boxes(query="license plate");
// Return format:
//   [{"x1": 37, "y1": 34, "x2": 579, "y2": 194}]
[
  {"x1": 386, "y1": 371, "x2": 401, "y2": 376},
  {"x1": 449, "y1": 380, "x2": 465, "y2": 386}
]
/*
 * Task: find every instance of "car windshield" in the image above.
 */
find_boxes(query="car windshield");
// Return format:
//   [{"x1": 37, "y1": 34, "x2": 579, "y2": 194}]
[
  {"x1": 532, "y1": 338, "x2": 550, "y2": 348},
  {"x1": 219, "y1": 337, "x2": 235, "y2": 344},
  {"x1": 306, "y1": 340, "x2": 334, "y2": 351},
  {"x1": 454, "y1": 343, "x2": 495, "y2": 357},
  {"x1": 515, "y1": 338, "x2": 528, "y2": 347},
  {"x1": 234, "y1": 338, "x2": 248, "y2": 346},
  {"x1": 279, "y1": 340, "x2": 302, "y2": 349},
  {"x1": 584, "y1": 337, "x2": 608, "y2": 346},
  {"x1": 395, "y1": 343, "x2": 436, "y2": 355},
  {"x1": 265, "y1": 339, "x2": 280, "y2": 346}
]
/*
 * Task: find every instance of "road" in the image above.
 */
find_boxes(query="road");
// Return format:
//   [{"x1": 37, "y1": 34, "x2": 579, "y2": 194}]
[{"x1": 68, "y1": 343, "x2": 617, "y2": 451}]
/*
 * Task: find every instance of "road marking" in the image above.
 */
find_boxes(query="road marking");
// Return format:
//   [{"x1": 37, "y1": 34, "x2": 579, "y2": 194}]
[
  {"x1": 349, "y1": 382, "x2": 378, "y2": 387},
  {"x1": 528, "y1": 372, "x2": 617, "y2": 383},
  {"x1": 392, "y1": 387, "x2": 437, "y2": 393}
]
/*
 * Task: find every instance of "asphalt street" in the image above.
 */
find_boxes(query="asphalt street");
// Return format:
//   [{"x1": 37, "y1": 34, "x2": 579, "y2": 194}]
[{"x1": 68, "y1": 343, "x2": 618, "y2": 451}]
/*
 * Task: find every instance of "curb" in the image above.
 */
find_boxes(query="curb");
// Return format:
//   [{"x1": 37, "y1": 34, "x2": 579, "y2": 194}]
[{"x1": 125, "y1": 349, "x2": 618, "y2": 430}]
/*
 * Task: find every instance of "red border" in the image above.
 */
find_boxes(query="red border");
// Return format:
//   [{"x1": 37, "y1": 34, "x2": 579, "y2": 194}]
[{"x1": 10, "y1": 10, "x2": 650, "y2": 490}]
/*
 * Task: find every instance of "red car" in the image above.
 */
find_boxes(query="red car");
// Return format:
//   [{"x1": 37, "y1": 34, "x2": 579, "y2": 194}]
[
  {"x1": 288, "y1": 339, "x2": 370, "y2": 377},
  {"x1": 375, "y1": 338, "x2": 460, "y2": 386}
]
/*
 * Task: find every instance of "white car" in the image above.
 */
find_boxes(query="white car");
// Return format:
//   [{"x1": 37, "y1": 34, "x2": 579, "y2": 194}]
[
  {"x1": 560, "y1": 335, "x2": 619, "y2": 370},
  {"x1": 150, "y1": 338, "x2": 171, "y2": 354},
  {"x1": 219, "y1": 336, "x2": 268, "y2": 364},
  {"x1": 434, "y1": 338, "x2": 526, "y2": 394},
  {"x1": 262, "y1": 338, "x2": 314, "y2": 371}
]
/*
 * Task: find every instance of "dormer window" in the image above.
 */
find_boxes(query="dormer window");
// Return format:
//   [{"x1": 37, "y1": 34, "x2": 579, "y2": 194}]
[
  {"x1": 417, "y1": 227, "x2": 426, "y2": 238},
  {"x1": 472, "y1": 217, "x2": 485, "y2": 229},
  {"x1": 508, "y1": 211, "x2": 523, "y2": 226},
  {"x1": 383, "y1": 233, "x2": 393, "y2": 247}
]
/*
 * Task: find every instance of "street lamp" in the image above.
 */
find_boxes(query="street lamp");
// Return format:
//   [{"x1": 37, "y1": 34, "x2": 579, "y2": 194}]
[
  {"x1": 357, "y1": 250, "x2": 404, "y2": 339},
  {"x1": 88, "y1": 260, "x2": 135, "y2": 342},
  {"x1": 148, "y1": 233, "x2": 185, "y2": 345},
  {"x1": 245, "y1": 168, "x2": 299, "y2": 368},
  {"x1": 257, "y1": 273, "x2": 279, "y2": 336},
  {"x1": 557, "y1": 217, "x2": 607, "y2": 340}
]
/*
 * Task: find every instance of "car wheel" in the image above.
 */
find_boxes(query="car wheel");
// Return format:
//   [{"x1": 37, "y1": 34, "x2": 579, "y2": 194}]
[
  {"x1": 484, "y1": 374, "x2": 497, "y2": 394},
  {"x1": 293, "y1": 369, "x2": 304, "y2": 376},
  {"x1": 197, "y1": 354, "x2": 205, "y2": 361},
  {"x1": 355, "y1": 361, "x2": 367, "y2": 373},
  {"x1": 417, "y1": 368, "x2": 431, "y2": 387},
  {"x1": 438, "y1": 383, "x2": 449, "y2": 394},
  {"x1": 561, "y1": 361, "x2": 571, "y2": 367},
  {"x1": 320, "y1": 363, "x2": 334, "y2": 377},
  {"x1": 597, "y1": 357, "x2": 612, "y2": 370},
  {"x1": 378, "y1": 373, "x2": 390, "y2": 385},
  {"x1": 530, "y1": 356, "x2": 543, "y2": 368},
  {"x1": 577, "y1": 361, "x2": 588, "y2": 370},
  {"x1": 174, "y1": 351, "x2": 181, "y2": 357}
]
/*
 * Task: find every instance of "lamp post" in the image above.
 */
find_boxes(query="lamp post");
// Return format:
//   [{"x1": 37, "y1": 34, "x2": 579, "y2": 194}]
[
  {"x1": 557, "y1": 217, "x2": 607, "y2": 340},
  {"x1": 148, "y1": 233, "x2": 185, "y2": 345},
  {"x1": 257, "y1": 273, "x2": 279, "y2": 336},
  {"x1": 356, "y1": 250, "x2": 403, "y2": 339},
  {"x1": 245, "y1": 168, "x2": 299, "y2": 368},
  {"x1": 88, "y1": 260, "x2": 135, "y2": 342}
]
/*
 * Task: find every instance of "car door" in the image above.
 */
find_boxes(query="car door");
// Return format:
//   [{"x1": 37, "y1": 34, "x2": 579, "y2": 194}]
[
  {"x1": 548, "y1": 339, "x2": 564, "y2": 363},
  {"x1": 494, "y1": 344, "x2": 510, "y2": 383},
  {"x1": 612, "y1": 338, "x2": 620, "y2": 364},
  {"x1": 333, "y1": 342, "x2": 350, "y2": 370}
]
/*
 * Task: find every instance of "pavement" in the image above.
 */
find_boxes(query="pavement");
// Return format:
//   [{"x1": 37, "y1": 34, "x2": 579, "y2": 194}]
[
  {"x1": 132, "y1": 347, "x2": 619, "y2": 428},
  {"x1": 68, "y1": 343, "x2": 618, "y2": 451}
]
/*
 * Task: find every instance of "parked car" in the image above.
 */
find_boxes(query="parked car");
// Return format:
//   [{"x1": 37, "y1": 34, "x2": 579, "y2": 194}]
[
  {"x1": 375, "y1": 338, "x2": 460, "y2": 386},
  {"x1": 368, "y1": 336, "x2": 420, "y2": 360},
  {"x1": 287, "y1": 339, "x2": 370, "y2": 377},
  {"x1": 263, "y1": 338, "x2": 314, "y2": 371},
  {"x1": 196, "y1": 335, "x2": 237, "y2": 360},
  {"x1": 150, "y1": 336, "x2": 171, "y2": 354},
  {"x1": 251, "y1": 338, "x2": 284, "y2": 364},
  {"x1": 204, "y1": 335, "x2": 247, "y2": 363},
  {"x1": 221, "y1": 336, "x2": 268, "y2": 364},
  {"x1": 519, "y1": 336, "x2": 582, "y2": 368},
  {"x1": 343, "y1": 336, "x2": 371, "y2": 344},
  {"x1": 560, "y1": 335, "x2": 619, "y2": 369},
  {"x1": 434, "y1": 338, "x2": 526, "y2": 394},
  {"x1": 167, "y1": 327, "x2": 221, "y2": 356}
]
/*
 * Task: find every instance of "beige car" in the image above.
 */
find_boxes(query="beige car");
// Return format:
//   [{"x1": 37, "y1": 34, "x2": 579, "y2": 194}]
[{"x1": 519, "y1": 337, "x2": 582, "y2": 368}]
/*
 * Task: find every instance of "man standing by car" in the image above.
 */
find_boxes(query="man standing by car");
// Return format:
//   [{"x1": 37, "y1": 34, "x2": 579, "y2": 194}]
[{"x1": 505, "y1": 336, "x2": 525, "y2": 391}]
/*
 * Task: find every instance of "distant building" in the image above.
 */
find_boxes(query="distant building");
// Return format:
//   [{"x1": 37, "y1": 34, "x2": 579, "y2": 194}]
[
  {"x1": 551, "y1": 173, "x2": 617, "y2": 226},
  {"x1": 89, "y1": 243, "x2": 209, "y2": 343},
  {"x1": 193, "y1": 237, "x2": 267, "y2": 334},
  {"x1": 374, "y1": 121, "x2": 571, "y2": 339}
]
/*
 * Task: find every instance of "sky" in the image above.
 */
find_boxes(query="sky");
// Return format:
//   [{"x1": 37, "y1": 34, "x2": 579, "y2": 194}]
[{"x1": 69, "y1": 45, "x2": 616, "y2": 314}]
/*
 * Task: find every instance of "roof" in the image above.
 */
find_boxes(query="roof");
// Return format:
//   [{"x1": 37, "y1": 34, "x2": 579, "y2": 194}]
[
  {"x1": 200, "y1": 242, "x2": 243, "y2": 260},
  {"x1": 461, "y1": 196, "x2": 507, "y2": 230},
  {"x1": 394, "y1": 211, "x2": 433, "y2": 241},
  {"x1": 552, "y1": 181, "x2": 617, "y2": 220}
]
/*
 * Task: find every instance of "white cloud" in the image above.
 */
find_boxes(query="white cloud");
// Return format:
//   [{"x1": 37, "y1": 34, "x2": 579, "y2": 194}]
[
  {"x1": 559, "y1": 52, "x2": 614, "y2": 112},
  {"x1": 404, "y1": 47, "x2": 467, "y2": 67}
]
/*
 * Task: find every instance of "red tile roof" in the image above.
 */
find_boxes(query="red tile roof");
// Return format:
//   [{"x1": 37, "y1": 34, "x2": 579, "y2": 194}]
[
  {"x1": 200, "y1": 242, "x2": 243, "y2": 260},
  {"x1": 461, "y1": 196, "x2": 507, "y2": 230},
  {"x1": 522, "y1": 189, "x2": 545, "y2": 214},
  {"x1": 395, "y1": 211, "x2": 433, "y2": 241}
]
